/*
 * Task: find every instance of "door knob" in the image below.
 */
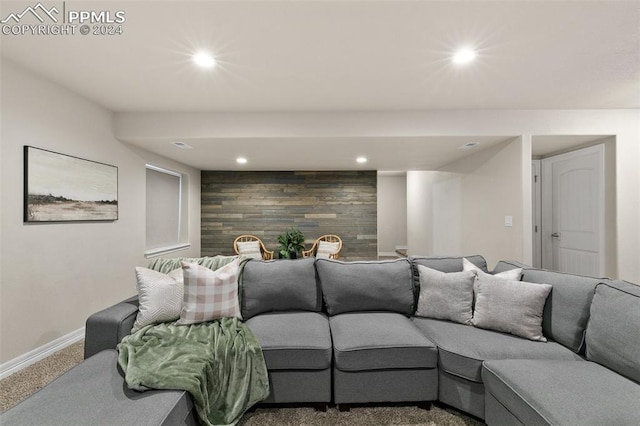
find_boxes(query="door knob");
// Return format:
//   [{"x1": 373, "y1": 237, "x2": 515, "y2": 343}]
[{"x1": 551, "y1": 232, "x2": 560, "y2": 238}]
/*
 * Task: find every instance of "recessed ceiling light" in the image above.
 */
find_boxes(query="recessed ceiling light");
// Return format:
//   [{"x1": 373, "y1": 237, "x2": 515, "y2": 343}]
[
  {"x1": 236, "y1": 157, "x2": 248, "y2": 164},
  {"x1": 356, "y1": 156, "x2": 368, "y2": 164},
  {"x1": 192, "y1": 51, "x2": 216, "y2": 68},
  {"x1": 171, "y1": 141, "x2": 192, "y2": 149},
  {"x1": 458, "y1": 142, "x2": 480, "y2": 150},
  {"x1": 452, "y1": 48, "x2": 476, "y2": 64}
]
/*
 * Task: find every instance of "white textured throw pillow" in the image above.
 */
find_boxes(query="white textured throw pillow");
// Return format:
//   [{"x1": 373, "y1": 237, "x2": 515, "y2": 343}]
[
  {"x1": 472, "y1": 273, "x2": 552, "y2": 342},
  {"x1": 236, "y1": 241, "x2": 262, "y2": 260},
  {"x1": 132, "y1": 267, "x2": 184, "y2": 333},
  {"x1": 463, "y1": 257, "x2": 523, "y2": 281},
  {"x1": 177, "y1": 260, "x2": 242, "y2": 325},
  {"x1": 316, "y1": 241, "x2": 340, "y2": 259},
  {"x1": 416, "y1": 264, "x2": 477, "y2": 325}
]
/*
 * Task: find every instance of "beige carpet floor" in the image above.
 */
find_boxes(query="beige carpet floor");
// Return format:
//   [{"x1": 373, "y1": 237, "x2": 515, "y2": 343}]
[
  {"x1": 1, "y1": 340, "x2": 484, "y2": 425},
  {"x1": 0, "y1": 340, "x2": 85, "y2": 413}
]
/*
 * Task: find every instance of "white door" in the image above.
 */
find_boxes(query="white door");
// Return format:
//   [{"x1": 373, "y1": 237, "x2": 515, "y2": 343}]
[{"x1": 541, "y1": 145, "x2": 604, "y2": 276}]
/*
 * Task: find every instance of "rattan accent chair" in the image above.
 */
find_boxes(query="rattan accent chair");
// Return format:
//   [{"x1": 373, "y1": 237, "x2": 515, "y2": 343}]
[
  {"x1": 233, "y1": 235, "x2": 274, "y2": 260},
  {"x1": 302, "y1": 234, "x2": 343, "y2": 259}
]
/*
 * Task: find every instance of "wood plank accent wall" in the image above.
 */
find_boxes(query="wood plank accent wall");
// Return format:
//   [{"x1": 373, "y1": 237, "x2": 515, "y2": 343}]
[{"x1": 201, "y1": 171, "x2": 377, "y2": 260}]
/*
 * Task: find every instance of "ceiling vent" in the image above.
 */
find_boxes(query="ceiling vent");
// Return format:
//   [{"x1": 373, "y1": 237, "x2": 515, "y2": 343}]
[
  {"x1": 172, "y1": 141, "x2": 193, "y2": 149},
  {"x1": 458, "y1": 142, "x2": 479, "y2": 150}
]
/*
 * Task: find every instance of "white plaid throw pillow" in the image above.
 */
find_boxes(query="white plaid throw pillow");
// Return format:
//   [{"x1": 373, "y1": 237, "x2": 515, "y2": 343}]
[{"x1": 177, "y1": 259, "x2": 242, "y2": 325}]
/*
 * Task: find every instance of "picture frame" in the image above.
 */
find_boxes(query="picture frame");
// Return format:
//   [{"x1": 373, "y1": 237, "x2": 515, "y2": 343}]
[{"x1": 24, "y1": 146, "x2": 118, "y2": 222}]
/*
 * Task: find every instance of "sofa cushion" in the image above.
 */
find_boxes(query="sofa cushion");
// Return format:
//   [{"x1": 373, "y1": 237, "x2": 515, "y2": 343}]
[
  {"x1": 241, "y1": 258, "x2": 320, "y2": 319},
  {"x1": 415, "y1": 265, "x2": 475, "y2": 325},
  {"x1": 316, "y1": 259, "x2": 414, "y2": 316},
  {"x1": 331, "y1": 312, "x2": 437, "y2": 371},
  {"x1": 245, "y1": 312, "x2": 331, "y2": 370},
  {"x1": 411, "y1": 255, "x2": 488, "y2": 273},
  {"x1": 472, "y1": 274, "x2": 552, "y2": 342},
  {"x1": 0, "y1": 350, "x2": 196, "y2": 426},
  {"x1": 521, "y1": 268, "x2": 604, "y2": 353},
  {"x1": 585, "y1": 280, "x2": 640, "y2": 383},
  {"x1": 412, "y1": 317, "x2": 581, "y2": 382},
  {"x1": 483, "y1": 359, "x2": 640, "y2": 426}
]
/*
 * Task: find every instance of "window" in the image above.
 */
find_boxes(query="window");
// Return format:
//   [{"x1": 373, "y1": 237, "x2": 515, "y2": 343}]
[{"x1": 145, "y1": 165, "x2": 190, "y2": 257}]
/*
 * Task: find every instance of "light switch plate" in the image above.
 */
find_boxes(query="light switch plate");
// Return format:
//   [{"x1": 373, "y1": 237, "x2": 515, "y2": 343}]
[{"x1": 504, "y1": 215, "x2": 513, "y2": 227}]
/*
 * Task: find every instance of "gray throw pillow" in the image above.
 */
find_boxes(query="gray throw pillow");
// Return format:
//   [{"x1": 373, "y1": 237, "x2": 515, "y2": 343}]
[
  {"x1": 472, "y1": 273, "x2": 552, "y2": 342},
  {"x1": 415, "y1": 265, "x2": 476, "y2": 325}
]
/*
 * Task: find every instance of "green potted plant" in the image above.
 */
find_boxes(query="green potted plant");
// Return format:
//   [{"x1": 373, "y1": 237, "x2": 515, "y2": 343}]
[{"x1": 277, "y1": 228, "x2": 305, "y2": 259}]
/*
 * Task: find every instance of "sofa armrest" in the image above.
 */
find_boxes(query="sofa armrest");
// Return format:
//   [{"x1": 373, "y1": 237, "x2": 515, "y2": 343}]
[{"x1": 84, "y1": 296, "x2": 139, "y2": 359}]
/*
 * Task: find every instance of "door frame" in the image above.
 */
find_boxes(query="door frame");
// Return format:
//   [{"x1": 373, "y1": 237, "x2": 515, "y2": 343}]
[
  {"x1": 532, "y1": 160, "x2": 542, "y2": 268},
  {"x1": 541, "y1": 144, "x2": 605, "y2": 274}
]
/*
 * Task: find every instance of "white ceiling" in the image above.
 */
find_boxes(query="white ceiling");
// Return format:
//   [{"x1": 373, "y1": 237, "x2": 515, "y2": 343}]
[
  {"x1": 1, "y1": 0, "x2": 638, "y2": 170},
  {"x1": 130, "y1": 135, "x2": 516, "y2": 171}
]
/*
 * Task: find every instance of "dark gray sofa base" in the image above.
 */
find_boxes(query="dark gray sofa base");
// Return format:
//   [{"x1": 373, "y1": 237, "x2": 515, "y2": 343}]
[
  {"x1": 333, "y1": 368, "x2": 438, "y2": 404},
  {"x1": 484, "y1": 392, "x2": 525, "y2": 426},
  {"x1": 263, "y1": 369, "x2": 331, "y2": 404},
  {"x1": 438, "y1": 369, "x2": 486, "y2": 419},
  {"x1": 1, "y1": 350, "x2": 198, "y2": 426}
]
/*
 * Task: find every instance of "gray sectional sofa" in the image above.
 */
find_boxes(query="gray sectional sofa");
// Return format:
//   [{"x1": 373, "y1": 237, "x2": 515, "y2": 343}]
[
  {"x1": 482, "y1": 279, "x2": 640, "y2": 425},
  {"x1": 3, "y1": 255, "x2": 639, "y2": 425}
]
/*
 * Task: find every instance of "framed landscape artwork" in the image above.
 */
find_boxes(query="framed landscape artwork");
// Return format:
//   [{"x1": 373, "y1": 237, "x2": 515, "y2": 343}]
[{"x1": 24, "y1": 146, "x2": 118, "y2": 222}]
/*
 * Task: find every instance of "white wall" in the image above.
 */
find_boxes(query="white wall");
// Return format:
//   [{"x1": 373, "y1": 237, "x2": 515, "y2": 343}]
[
  {"x1": 604, "y1": 138, "x2": 617, "y2": 279},
  {"x1": 377, "y1": 174, "x2": 407, "y2": 255},
  {"x1": 442, "y1": 138, "x2": 524, "y2": 268},
  {"x1": 411, "y1": 171, "x2": 464, "y2": 257},
  {"x1": 116, "y1": 109, "x2": 640, "y2": 280},
  {"x1": 0, "y1": 61, "x2": 201, "y2": 364},
  {"x1": 406, "y1": 171, "x2": 432, "y2": 256},
  {"x1": 407, "y1": 138, "x2": 523, "y2": 268},
  {"x1": 407, "y1": 170, "x2": 462, "y2": 256}
]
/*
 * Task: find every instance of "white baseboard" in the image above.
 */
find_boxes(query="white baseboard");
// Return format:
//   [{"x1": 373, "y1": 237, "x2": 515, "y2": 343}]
[
  {"x1": 395, "y1": 245, "x2": 408, "y2": 250},
  {"x1": 0, "y1": 327, "x2": 85, "y2": 380}
]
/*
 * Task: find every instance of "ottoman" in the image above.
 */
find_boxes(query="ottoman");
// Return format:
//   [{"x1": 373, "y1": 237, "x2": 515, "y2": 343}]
[
  {"x1": 330, "y1": 312, "x2": 438, "y2": 410},
  {"x1": 1, "y1": 349, "x2": 198, "y2": 426}
]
